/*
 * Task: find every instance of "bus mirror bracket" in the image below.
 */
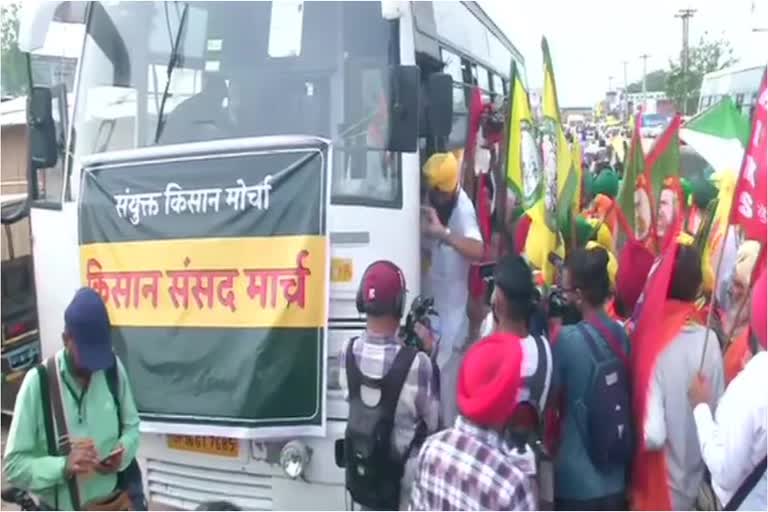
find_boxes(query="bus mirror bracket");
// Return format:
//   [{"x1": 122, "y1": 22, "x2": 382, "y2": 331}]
[
  {"x1": 426, "y1": 73, "x2": 453, "y2": 138},
  {"x1": 386, "y1": 65, "x2": 421, "y2": 153},
  {"x1": 27, "y1": 87, "x2": 58, "y2": 170}
]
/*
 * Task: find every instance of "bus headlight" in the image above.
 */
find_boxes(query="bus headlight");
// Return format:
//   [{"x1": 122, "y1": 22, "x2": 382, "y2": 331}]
[{"x1": 280, "y1": 441, "x2": 310, "y2": 479}]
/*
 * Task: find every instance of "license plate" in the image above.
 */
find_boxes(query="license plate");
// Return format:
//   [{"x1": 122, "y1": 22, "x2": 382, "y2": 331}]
[
  {"x1": 167, "y1": 435, "x2": 239, "y2": 457},
  {"x1": 331, "y1": 258, "x2": 353, "y2": 283}
]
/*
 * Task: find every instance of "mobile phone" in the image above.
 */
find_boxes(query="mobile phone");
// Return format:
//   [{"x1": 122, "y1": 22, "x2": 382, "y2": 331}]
[{"x1": 101, "y1": 446, "x2": 124, "y2": 463}]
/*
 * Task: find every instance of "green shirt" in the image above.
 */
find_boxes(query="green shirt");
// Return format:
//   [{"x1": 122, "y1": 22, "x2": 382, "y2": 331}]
[{"x1": 3, "y1": 349, "x2": 140, "y2": 510}]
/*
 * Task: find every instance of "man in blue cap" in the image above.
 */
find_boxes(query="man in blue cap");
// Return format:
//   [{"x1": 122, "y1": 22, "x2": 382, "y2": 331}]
[{"x1": 4, "y1": 287, "x2": 142, "y2": 510}]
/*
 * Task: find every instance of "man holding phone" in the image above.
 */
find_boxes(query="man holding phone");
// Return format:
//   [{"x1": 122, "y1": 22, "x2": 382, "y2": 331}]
[{"x1": 4, "y1": 288, "x2": 143, "y2": 510}]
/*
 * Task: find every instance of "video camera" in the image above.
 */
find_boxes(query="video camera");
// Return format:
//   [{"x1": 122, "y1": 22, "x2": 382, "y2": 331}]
[{"x1": 400, "y1": 295, "x2": 439, "y2": 351}]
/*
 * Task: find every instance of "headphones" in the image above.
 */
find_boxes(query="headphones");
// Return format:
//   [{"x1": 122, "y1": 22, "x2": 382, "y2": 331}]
[{"x1": 355, "y1": 260, "x2": 407, "y2": 318}]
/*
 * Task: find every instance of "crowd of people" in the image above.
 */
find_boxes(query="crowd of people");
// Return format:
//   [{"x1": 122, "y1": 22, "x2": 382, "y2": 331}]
[
  {"x1": 1, "y1": 109, "x2": 763, "y2": 512},
  {"x1": 340, "y1": 149, "x2": 767, "y2": 512}
]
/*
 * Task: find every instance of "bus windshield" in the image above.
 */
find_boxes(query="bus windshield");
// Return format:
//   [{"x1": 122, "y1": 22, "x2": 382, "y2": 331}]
[{"x1": 71, "y1": 1, "x2": 401, "y2": 204}]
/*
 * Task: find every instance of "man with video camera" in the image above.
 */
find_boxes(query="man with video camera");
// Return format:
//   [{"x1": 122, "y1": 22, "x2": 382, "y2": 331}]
[{"x1": 338, "y1": 261, "x2": 440, "y2": 510}]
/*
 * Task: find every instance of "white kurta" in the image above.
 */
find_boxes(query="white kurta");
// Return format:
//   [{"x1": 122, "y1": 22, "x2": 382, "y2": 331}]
[{"x1": 421, "y1": 189, "x2": 481, "y2": 425}]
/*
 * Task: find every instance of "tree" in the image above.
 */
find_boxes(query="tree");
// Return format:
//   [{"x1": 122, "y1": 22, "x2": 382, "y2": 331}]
[
  {"x1": 626, "y1": 69, "x2": 669, "y2": 94},
  {"x1": 666, "y1": 33, "x2": 738, "y2": 114},
  {"x1": 1, "y1": 2, "x2": 27, "y2": 98}
]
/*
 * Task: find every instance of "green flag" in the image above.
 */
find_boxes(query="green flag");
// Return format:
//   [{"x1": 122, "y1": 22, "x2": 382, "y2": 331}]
[
  {"x1": 680, "y1": 96, "x2": 749, "y2": 173},
  {"x1": 616, "y1": 118, "x2": 644, "y2": 240},
  {"x1": 646, "y1": 114, "x2": 682, "y2": 209}
]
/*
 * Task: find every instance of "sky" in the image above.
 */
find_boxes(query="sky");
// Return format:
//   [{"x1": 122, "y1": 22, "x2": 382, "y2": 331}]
[
  {"x1": 483, "y1": 0, "x2": 767, "y2": 107},
  {"x1": 12, "y1": 0, "x2": 766, "y2": 108}
]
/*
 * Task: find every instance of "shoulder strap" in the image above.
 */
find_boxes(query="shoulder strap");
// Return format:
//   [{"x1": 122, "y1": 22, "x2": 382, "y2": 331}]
[
  {"x1": 44, "y1": 356, "x2": 81, "y2": 511},
  {"x1": 576, "y1": 324, "x2": 604, "y2": 363},
  {"x1": 586, "y1": 317, "x2": 629, "y2": 368},
  {"x1": 106, "y1": 363, "x2": 122, "y2": 437},
  {"x1": 36, "y1": 364, "x2": 57, "y2": 457},
  {"x1": 530, "y1": 334, "x2": 554, "y2": 416},
  {"x1": 380, "y1": 347, "x2": 419, "y2": 418},
  {"x1": 344, "y1": 337, "x2": 365, "y2": 401},
  {"x1": 725, "y1": 456, "x2": 767, "y2": 511},
  {"x1": 36, "y1": 364, "x2": 59, "y2": 511}
]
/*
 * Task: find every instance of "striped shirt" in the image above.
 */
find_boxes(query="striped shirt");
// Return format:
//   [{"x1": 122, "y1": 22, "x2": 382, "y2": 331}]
[
  {"x1": 339, "y1": 332, "x2": 440, "y2": 507},
  {"x1": 409, "y1": 416, "x2": 537, "y2": 511}
]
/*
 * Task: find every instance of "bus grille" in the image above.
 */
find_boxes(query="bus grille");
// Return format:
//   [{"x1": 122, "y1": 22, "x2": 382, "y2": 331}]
[{"x1": 146, "y1": 458, "x2": 273, "y2": 510}]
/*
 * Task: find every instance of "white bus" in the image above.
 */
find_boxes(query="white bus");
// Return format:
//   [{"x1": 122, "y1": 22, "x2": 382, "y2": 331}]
[
  {"x1": 19, "y1": 1, "x2": 525, "y2": 509},
  {"x1": 698, "y1": 64, "x2": 765, "y2": 118}
]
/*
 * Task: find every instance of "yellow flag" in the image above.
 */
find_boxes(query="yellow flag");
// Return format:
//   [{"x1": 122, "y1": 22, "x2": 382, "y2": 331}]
[
  {"x1": 505, "y1": 62, "x2": 540, "y2": 211},
  {"x1": 524, "y1": 38, "x2": 569, "y2": 284},
  {"x1": 703, "y1": 169, "x2": 738, "y2": 292}
]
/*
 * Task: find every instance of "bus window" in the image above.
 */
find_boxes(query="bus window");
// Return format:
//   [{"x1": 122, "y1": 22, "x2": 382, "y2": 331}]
[
  {"x1": 477, "y1": 67, "x2": 490, "y2": 94},
  {"x1": 448, "y1": 83, "x2": 469, "y2": 150},
  {"x1": 331, "y1": 66, "x2": 402, "y2": 209},
  {"x1": 492, "y1": 74, "x2": 504, "y2": 96},
  {"x1": 465, "y1": 61, "x2": 478, "y2": 87},
  {"x1": 441, "y1": 48, "x2": 463, "y2": 83},
  {"x1": 70, "y1": 2, "x2": 403, "y2": 207}
]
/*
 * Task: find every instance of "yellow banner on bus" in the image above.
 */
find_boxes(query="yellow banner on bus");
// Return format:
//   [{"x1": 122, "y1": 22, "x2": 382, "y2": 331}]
[{"x1": 80, "y1": 235, "x2": 327, "y2": 328}]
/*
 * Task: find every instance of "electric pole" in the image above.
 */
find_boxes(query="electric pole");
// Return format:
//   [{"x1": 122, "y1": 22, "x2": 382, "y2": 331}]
[
  {"x1": 639, "y1": 54, "x2": 650, "y2": 101},
  {"x1": 623, "y1": 60, "x2": 629, "y2": 121},
  {"x1": 675, "y1": 8, "x2": 696, "y2": 114},
  {"x1": 608, "y1": 75, "x2": 614, "y2": 92}
]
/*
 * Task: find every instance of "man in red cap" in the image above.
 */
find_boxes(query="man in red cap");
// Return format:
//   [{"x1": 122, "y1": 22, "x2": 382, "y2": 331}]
[
  {"x1": 409, "y1": 334, "x2": 536, "y2": 511},
  {"x1": 339, "y1": 261, "x2": 440, "y2": 510},
  {"x1": 688, "y1": 268, "x2": 767, "y2": 511}
]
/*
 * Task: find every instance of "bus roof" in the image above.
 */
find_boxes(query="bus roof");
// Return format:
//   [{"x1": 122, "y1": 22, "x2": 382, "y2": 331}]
[
  {"x1": 463, "y1": 2, "x2": 525, "y2": 66},
  {"x1": 703, "y1": 64, "x2": 765, "y2": 80}
]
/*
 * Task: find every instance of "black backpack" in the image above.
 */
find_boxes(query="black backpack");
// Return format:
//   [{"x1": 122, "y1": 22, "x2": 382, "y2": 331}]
[
  {"x1": 343, "y1": 340, "x2": 419, "y2": 510},
  {"x1": 577, "y1": 319, "x2": 634, "y2": 468}
]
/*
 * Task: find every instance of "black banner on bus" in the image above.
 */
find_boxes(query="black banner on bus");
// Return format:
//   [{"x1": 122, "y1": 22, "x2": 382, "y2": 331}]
[{"x1": 78, "y1": 140, "x2": 328, "y2": 434}]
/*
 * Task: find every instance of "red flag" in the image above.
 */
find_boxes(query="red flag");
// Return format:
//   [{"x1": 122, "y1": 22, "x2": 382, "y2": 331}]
[
  {"x1": 466, "y1": 88, "x2": 491, "y2": 298},
  {"x1": 731, "y1": 68, "x2": 767, "y2": 245},
  {"x1": 628, "y1": 217, "x2": 694, "y2": 510}
]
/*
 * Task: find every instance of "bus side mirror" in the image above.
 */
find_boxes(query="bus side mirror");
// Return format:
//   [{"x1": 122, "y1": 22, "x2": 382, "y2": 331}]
[
  {"x1": 426, "y1": 73, "x2": 453, "y2": 138},
  {"x1": 27, "y1": 87, "x2": 58, "y2": 169},
  {"x1": 386, "y1": 65, "x2": 421, "y2": 153}
]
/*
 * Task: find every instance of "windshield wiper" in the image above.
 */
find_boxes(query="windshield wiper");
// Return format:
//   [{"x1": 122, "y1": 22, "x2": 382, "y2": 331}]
[{"x1": 153, "y1": 2, "x2": 189, "y2": 144}]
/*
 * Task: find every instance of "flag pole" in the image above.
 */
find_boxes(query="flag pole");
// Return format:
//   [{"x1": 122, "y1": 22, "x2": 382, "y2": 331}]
[{"x1": 698, "y1": 224, "x2": 732, "y2": 371}]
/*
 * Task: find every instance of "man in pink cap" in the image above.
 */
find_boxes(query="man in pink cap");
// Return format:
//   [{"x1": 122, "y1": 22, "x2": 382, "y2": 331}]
[
  {"x1": 688, "y1": 268, "x2": 767, "y2": 511},
  {"x1": 409, "y1": 333, "x2": 536, "y2": 511}
]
